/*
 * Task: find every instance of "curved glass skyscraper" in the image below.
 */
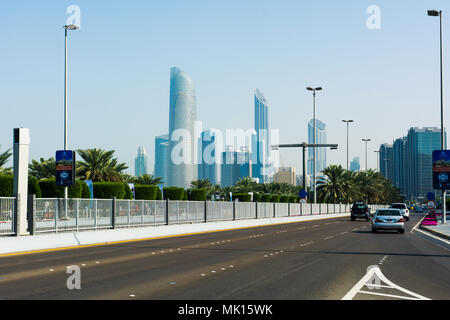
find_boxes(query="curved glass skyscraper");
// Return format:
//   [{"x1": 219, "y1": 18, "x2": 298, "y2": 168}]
[{"x1": 167, "y1": 67, "x2": 198, "y2": 188}]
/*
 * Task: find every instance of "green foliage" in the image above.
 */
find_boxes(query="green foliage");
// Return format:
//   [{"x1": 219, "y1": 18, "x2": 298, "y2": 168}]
[
  {"x1": 271, "y1": 194, "x2": 281, "y2": 203},
  {"x1": 0, "y1": 146, "x2": 12, "y2": 173},
  {"x1": 81, "y1": 181, "x2": 91, "y2": 198},
  {"x1": 133, "y1": 174, "x2": 164, "y2": 185},
  {"x1": 135, "y1": 185, "x2": 158, "y2": 200},
  {"x1": 28, "y1": 177, "x2": 42, "y2": 198},
  {"x1": 188, "y1": 189, "x2": 207, "y2": 201},
  {"x1": 29, "y1": 158, "x2": 56, "y2": 180},
  {"x1": 232, "y1": 193, "x2": 252, "y2": 202},
  {"x1": 280, "y1": 195, "x2": 290, "y2": 203},
  {"x1": 156, "y1": 187, "x2": 163, "y2": 200},
  {"x1": 0, "y1": 175, "x2": 13, "y2": 197},
  {"x1": 289, "y1": 195, "x2": 300, "y2": 203},
  {"x1": 38, "y1": 178, "x2": 85, "y2": 198},
  {"x1": 163, "y1": 187, "x2": 185, "y2": 200},
  {"x1": 93, "y1": 182, "x2": 125, "y2": 199},
  {"x1": 76, "y1": 148, "x2": 128, "y2": 182},
  {"x1": 260, "y1": 194, "x2": 272, "y2": 202},
  {"x1": 253, "y1": 193, "x2": 262, "y2": 202},
  {"x1": 123, "y1": 183, "x2": 133, "y2": 199}
]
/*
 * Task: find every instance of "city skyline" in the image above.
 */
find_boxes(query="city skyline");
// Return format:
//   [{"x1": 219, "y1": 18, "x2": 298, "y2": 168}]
[{"x1": 1, "y1": 1, "x2": 450, "y2": 178}]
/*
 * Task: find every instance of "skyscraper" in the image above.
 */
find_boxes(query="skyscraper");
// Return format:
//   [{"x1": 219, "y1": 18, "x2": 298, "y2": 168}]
[
  {"x1": 379, "y1": 143, "x2": 394, "y2": 183},
  {"x1": 154, "y1": 134, "x2": 169, "y2": 185},
  {"x1": 167, "y1": 67, "x2": 198, "y2": 188},
  {"x1": 349, "y1": 157, "x2": 361, "y2": 172},
  {"x1": 221, "y1": 146, "x2": 250, "y2": 187},
  {"x1": 134, "y1": 146, "x2": 148, "y2": 177},
  {"x1": 198, "y1": 130, "x2": 221, "y2": 185},
  {"x1": 254, "y1": 89, "x2": 269, "y2": 183},
  {"x1": 308, "y1": 119, "x2": 327, "y2": 175}
]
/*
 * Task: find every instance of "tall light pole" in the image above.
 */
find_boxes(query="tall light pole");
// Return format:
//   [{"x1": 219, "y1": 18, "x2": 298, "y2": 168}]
[
  {"x1": 374, "y1": 150, "x2": 381, "y2": 172},
  {"x1": 307, "y1": 87, "x2": 323, "y2": 204},
  {"x1": 428, "y1": 9, "x2": 446, "y2": 224},
  {"x1": 63, "y1": 24, "x2": 79, "y2": 200},
  {"x1": 342, "y1": 120, "x2": 354, "y2": 171},
  {"x1": 362, "y1": 139, "x2": 371, "y2": 171}
]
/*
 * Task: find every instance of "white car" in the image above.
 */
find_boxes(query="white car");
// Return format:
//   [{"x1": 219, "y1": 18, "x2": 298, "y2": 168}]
[{"x1": 390, "y1": 203, "x2": 410, "y2": 221}]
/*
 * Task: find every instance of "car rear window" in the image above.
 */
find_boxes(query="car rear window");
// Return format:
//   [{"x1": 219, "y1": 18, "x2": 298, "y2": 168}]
[
  {"x1": 377, "y1": 210, "x2": 401, "y2": 216},
  {"x1": 353, "y1": 205, "x2": 366, "y2": 209},
  {"x1": 391, "y1": 204, "x2": 406, "y2": 209}
]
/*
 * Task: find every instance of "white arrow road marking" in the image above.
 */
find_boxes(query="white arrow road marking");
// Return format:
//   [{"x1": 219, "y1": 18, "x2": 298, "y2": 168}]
[{"x1": 342, "y1": 265, "x2": 430, "y2": 300}]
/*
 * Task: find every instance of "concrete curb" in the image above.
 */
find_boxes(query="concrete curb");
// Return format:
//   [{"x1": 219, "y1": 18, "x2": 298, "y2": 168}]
[{"x1": 419, "y1": 225, "x2": 450, "y2": 241}]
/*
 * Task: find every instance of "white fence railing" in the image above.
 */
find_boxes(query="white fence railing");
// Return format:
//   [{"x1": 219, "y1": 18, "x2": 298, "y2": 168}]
[{"x1": 0, "y1": 198, "x2": 389, "y2": 235}]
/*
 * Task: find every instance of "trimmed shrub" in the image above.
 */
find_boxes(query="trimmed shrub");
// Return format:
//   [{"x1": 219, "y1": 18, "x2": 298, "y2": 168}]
[
  {"x1": 123, "y1": 183, "x2": 133, "y2": 200},
  {"x1": 260, "y1": 194, "x2": 272, "y2": 203},
  {"x1": 163, "y1": 187, "x2": 185, "y2": 200},
  {"x1": 232, "y1": 193, "x2": 252, "y2": 202},
  {"x1": 135, "y1": 184, "x2": 158, "y2": 200},
  {"x1": 183, "y1": 189, "x2": 188, "y2": 201},
  {"x1": 93, "y1": 182, "x2": 125, "y2": 199},
  {"x1": 253, "y1": 193, "x2": 262, "y2": 202},
  {"x1": 271, "y1": 194, "x2": 281, "y2": 203},
  {"x1": 81, "y1": 181, "x2": 91, "y2": 198},
  {"x1": 188, "y1": 189, "x2": 207, "y2": 201},
  {"x1": 156, "y1": 187, "x2": 163, "y2": 200},
  {"x1": 39, "y1": 178, "x2": 83, "y2": 198},
  {"x1": 28, "y1": 177, "x2": 42, "y2": 198},
  {"x1": 0, "y1": 175, "x2": 13, "y2": 197},
  {"x1": 289, "y1": 195, "x2": 300, "y2": 203},
  {"x1": 280, "y1": 195, "x2": 290, "y2": 203}
]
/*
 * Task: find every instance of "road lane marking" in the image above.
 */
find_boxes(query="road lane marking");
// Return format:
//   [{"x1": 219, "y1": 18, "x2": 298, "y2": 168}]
[
  {"x1": 357, "y1": 291, "x2": 422, "y2": 300},
  {"x1": 342, "y1": 265, "x2": 430, "y2": 300}
]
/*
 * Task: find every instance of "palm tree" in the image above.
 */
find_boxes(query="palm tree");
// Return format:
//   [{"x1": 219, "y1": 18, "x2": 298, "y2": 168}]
[
  {"x1": 76, "y1": 149, "x2": 128, "y2": 182},
  {"x1": 0, "y1": 145, "x2": 12, "y2": 175},
  {"x1": 234, "y1": 177, "x2": 258, "y2": 193},
  {"x1": 29, "y1": 157, "x2": 56, "y2": 180},
  {"x1": 134, "y1": 174, "x2": 164, "y2": 185},
  {"x1": 316, "y1": 165, "x2": 352, "y2": 203}
]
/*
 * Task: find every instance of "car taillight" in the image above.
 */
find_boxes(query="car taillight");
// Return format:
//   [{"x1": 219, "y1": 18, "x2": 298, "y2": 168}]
[
  {"x1": 398, "y1": 218, "x2": 405, "y2": 222},
  {"x1": 375, "y1": 218, "x2": 383, "y2": 222},
  {"x1": 366, "y1": 209, "x2": 369, "y2": 212}
]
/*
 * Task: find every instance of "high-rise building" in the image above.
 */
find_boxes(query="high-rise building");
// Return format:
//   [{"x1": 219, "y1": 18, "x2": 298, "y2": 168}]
[
  {"x1": 307, "y1": 119, "x2": 327, "y2": 175},
  {"x1": 349, "y1": 157, "x2": 361, "y2": 172},
  {"x1": 379, "y1": 143, "x2": 394, "y2": 184},
  {"x1": 198, "y1": 130, "x2": 221, "y2": 185},
  {"x1": 167, "y1": 67, "x2": 198, "y2": 188},
  {"x1": 154, "y1": 134, "x2": 169, "y2": 185},
  {"x1": 135, "y1": 146, "x2": 148, "y2": 177},
  {"x1": 221, "y1": 146, "x2": 250, "y2": 187},
  {"x1": 274, "y1": 167, "x2": 296, "y2": 185},
  {"x1": 393, "y1": 137, "x2": 407, "y2": 194},
  {"x1": 254, "y1": 89, "x2": 270, "y2": 183}
]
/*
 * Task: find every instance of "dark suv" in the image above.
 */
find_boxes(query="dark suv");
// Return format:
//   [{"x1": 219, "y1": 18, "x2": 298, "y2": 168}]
[{"x1": 351, "y1": 202, "x2": 370, "y2": 221}]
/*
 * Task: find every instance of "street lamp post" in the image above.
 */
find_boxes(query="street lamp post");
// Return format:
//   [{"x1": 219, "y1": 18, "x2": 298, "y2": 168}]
[
  {"x1": 63, "y1": 24, "x2": 79, "y2": 200},
  {"x1": 342, "y1": 120, "x2": 354, "y2": 171},
  {"x1": 362, "y1": 139, "x2": 371, "y2": 171},
  {"x1": 428, "y1": 9, "x2": 446, "y2": 223},
  {"x1": 307, "y1": 87, "x2": 323, "y2": 204}
]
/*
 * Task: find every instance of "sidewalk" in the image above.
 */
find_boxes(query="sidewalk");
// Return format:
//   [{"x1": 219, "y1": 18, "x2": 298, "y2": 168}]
[
  {"x1": 0, "y1": 212, "x2": 349, "y2": 256},
  {"x1": 421, "y1": 220, "x2": 450, "y2": 241}
]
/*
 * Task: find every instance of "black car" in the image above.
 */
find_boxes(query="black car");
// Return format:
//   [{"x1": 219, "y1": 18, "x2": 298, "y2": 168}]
[{"x1": 351, "y1": 202, "x2": 370, "y2": 221}]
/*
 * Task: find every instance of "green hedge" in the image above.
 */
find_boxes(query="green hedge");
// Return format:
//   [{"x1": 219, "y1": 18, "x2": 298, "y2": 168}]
[
  {"x1": 28, "y1": 177, "x2": 42, "y2": 198},
  {"x1": 81, "y1": 181, "x2": 91, "y2": 198},
  {"x1": 188, "y1": 189, "x2": 207, "y2": 201},
  {"x1": 0, "y1": 175, "x2": 13, "y2": 197},
  {"x1": 271, "y1": 194, "x2": 281, "y2": 203},
  {"x1": 135, "y1": 184, "x2": 158, "y2": 200},
  {"x1": 253, "y1": 193, "x2": 262, "y2": 202},
  {"x1": 260, "y1": 194, "x2": 272, "y2": 202},
  {"x1": 280, "y1": 195, "x2": 290, "y2": 203},
  {"x1": 163, "y1": 187, "x2": 185, "y2": 200},
  {"x1": 123, "y1": 183, "x2": 133, "y2": 200},
  {"x1": 156, "y1": 187, "x2": 163, "y2": 200},
  {"x1": 289, "y1": 195, "x2": 300, "y2": 203},
  {"x1": 93, "y1": 182, "x2": 125, "y2": 199},
  {"x1": 39, "y1": 178, "x2": 86, "y2": 198},
  {"x1": 232, "y1": 193, "x2": 252, "y2": 202}
]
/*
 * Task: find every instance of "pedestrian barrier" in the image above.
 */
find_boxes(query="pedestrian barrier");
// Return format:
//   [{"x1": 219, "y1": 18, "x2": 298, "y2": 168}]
[{"x1": 1, "y1": 197, "x2": 389, "y2": 236}]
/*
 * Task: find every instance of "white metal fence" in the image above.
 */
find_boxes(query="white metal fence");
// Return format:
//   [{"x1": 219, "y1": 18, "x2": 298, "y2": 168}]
[
  {"x1": 0, "y1": 198, "x2": 389, "y2": 235},
  {"x1": 0, "y1": 197, "x2": 15, "y2": 235}
]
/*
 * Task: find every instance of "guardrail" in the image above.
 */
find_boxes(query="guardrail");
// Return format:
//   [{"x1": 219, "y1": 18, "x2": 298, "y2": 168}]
[
  {"x1": 1, "y1": 197, "x2": 388, "y2": 236},
  {"x1": 0, "y1": 197, "x2": 15, "y2": 235}
]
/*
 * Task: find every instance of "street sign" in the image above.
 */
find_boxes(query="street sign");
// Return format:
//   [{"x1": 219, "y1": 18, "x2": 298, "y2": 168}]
[
  {"x1": 427, "y1": 192, "x2": 436, "y2": 201},
  {"x1": 55, "y1": 150, "x2": 76, "y2": 187},
  {"x1": 427, "y1": 201, "x2": 436, "y2": 210},
  {"x1": 433, "y1": 150, "x2": 450, "y2": 189},
  {"x1": 299, "y1": 190, "x2": 308, "y2": 199}
]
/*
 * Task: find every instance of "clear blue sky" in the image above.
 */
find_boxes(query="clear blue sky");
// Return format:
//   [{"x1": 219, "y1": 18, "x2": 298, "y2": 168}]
[{"x1": 1, "y1": 0, "x2": 449, "y2": 175}]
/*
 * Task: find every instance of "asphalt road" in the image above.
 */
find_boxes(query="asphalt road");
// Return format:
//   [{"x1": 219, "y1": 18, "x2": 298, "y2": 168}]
[{"x1": 0, "y1": 213, "x2": 449, "y2": 300}]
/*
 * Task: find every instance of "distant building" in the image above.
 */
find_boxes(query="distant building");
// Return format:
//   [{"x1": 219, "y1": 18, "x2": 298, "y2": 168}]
[
  {"x1": 308, "y1": 119, "x2": 327, "y2": 175},
  {"x1": 296, "y1": 174, "x2": 310, "y2": 188},
  {"x1": 254, "y1": 89, "x2": 270, "y2": 183},
  {"x1": 221, "y1": 147, "x2": 250, "y2": 187},
  {"x1": 135, "y1": 146, "x2": 149, "y2": 177},
  {"x1": 154, "y1": 134, "x2": 169, "y2": 185},
  {"x1": 274, "y1": 167, "x2": 296, "y2": 185},
  {"x1": 167, "y1": 67, "x2": 198, "y2": 188},
  {"x1": 349, "y1": 157, "x2": 360, "y2": 172},
  {"x1": 198, "y1": 130, "x2": 221, "y2": 185},
  {"x1": 379, "y1": 143, "x2": 394, "y2": 183}
]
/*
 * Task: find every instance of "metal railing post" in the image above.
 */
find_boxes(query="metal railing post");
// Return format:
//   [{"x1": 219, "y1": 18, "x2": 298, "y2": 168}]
[
  {"x1": 288, "y1": 202, "x2": 290, "y2": 217},
  {"x1": 13, "y1": 194, "x2": 20, "y2": 236},
  {"x1": 204, "y1": 200, "x2": 207, "y2": 223},
  {"x1": 94, "y1": 199, "x2": 98, "y2": 230},
  {"x1": 27, "y1": 194, "x2": 36, "y2": 235},
  {"x1": 255, "y1": 202, "x2": 258, "y2": 219},
  {"x1": 141, "y1": 201, "x2": 144, "y2": 226},
  {"x1": 128, "y1": 200, "x2": 131, "y2": 227},
  {"x1": 76, "y1": 198, "x2": 79, "y2": 231},
  {"x1": 273, "y1": 202, "x2": 276, "y2": 218},
  {"x1": 233, "y1": 201, "x2": 236, "y2": 221},
  {"x1": 165, "y1": 199, "x2": 169, "y2": 225},
  {"x1": 54, "y1": 198, "x2": 58, "y2": 233},
  {"x1": 112, "y1": 197, "x2": 116, "y2": 229}
]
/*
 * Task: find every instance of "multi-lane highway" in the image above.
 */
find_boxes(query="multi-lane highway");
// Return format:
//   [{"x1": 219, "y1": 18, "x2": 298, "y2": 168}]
[{"x1": 0, "y1": 213, "x2": 449, "y2": 300}]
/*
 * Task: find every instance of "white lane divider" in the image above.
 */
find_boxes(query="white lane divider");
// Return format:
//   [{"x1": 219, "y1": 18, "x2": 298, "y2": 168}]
[{"x1": 342, "y1": 265, "x2": 430, "y2": 300}]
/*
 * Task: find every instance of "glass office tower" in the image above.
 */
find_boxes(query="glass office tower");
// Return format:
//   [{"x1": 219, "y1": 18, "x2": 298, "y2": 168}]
[
  {"x1": 198, "y1": 130, "x2": 221, "y2": 185},
  {"x1": 254, "y1": 89, "x2": 269, "y2": 183},
  {"x1": 349, "y1": 157, "x2": 361, "y2": 172},
  {"x1": 307, "y1": 119, "x2": 327, "y2": 175},
  {"x1": 167, "y1": 67, "x2": 198, "y2": 188},
  {"x1": 155, "y1": 134, "x2": 169, "y2": 186},
  {"x1": 134, "y1": 146, "x2": 148, "y2": 177}
]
